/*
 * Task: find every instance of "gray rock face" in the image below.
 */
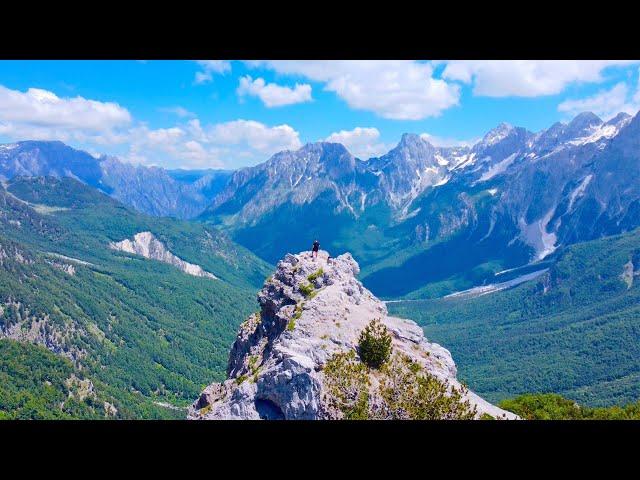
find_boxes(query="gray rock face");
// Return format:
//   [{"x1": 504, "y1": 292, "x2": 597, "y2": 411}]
[
  {"x1": 203, "y1": 138, "x2": 457, "y2": 224},
  {"x1": 110, "y1": 231, "x2": 217, "y2": 279},
  {"x1": 188, "y1": 250, "x2": 518, "y2": 420},
  {"x1": 202, "y1": 110, "x2": 640, "y2": 272}
]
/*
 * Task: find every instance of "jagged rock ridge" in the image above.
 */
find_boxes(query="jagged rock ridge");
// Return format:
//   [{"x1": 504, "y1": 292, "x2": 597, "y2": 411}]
[{"x1": 189, "y1": 250, "x2": 517, "y2": 420}]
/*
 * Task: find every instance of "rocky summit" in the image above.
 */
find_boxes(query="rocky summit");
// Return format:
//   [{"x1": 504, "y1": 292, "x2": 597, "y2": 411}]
[{"x1": 188, "y1": 250, "x2": 517, "y2": 420}]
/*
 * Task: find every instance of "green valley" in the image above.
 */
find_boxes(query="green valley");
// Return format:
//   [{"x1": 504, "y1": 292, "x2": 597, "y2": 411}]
[{"x1": 388, "y1": 228, "x2": 640, "y2": 407}]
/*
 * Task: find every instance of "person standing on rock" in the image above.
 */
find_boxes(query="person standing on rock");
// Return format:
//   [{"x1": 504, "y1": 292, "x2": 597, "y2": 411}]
[{"x1": 311, "y1": 239, "x2": 320, "y2": 260}]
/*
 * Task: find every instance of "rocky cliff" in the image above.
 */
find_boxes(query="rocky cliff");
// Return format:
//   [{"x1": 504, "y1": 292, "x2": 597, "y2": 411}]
[
  {"x1": 110, "y1": 231, "x2": 217, "y2": 279},
  {"x1": 189, "y1": 250, "x2": 517, "y2": 420}
]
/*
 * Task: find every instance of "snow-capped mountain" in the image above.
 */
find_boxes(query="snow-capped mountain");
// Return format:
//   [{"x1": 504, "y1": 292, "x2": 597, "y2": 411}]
[
  {"x1": 202, "y1": 133, "x2": 462, "y2": 225},
  {"x1": 3, "y1": 110, "x2": 640, "y2": 297},
  {"x1": 200, "y1": 110, "x2": 640, "y2": 296}
]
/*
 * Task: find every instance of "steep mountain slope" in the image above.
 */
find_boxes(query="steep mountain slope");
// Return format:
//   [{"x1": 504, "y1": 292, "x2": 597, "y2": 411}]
[
  {"x1": 199, "y1": 137, "x2": 473, "y2": 265},
  {"x1": 363, "y1": 112, "x2": 639, "y2": 297},
  {"x1": 189, "y1": 250, "x2": 516, "y2": 420},
  {"x1": 388, "y1": 227, "x2": 640, "y2": 407},
  {"x1": 0, "y1": 338, "x2": 124, "y2": 419},
  {"x1": 0, "y1": 141, "x2": 232, "y2": 218},
  {"x1": 5, "y1": 110, "x2": 640, "y2": 300},
  {"x1": 200, "y1": 110, "x2": 640, "y2": 299},
  {"x1": 0, "y1": 177, "x2": 271, "y2": 418}
]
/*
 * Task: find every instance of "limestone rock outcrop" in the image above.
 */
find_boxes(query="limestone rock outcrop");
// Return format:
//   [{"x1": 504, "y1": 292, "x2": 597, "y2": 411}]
[
  {"x1": 189, "y1": 250, "x2": 517, "y2": 420},
  {"x1": 110, "y1": 231, "x2": 216, "y2": 279}
]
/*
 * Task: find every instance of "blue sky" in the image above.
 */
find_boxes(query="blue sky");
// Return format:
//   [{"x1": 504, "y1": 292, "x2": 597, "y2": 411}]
[{"x1": 0, "y1": 60, "x2": 639, "y2": 169}]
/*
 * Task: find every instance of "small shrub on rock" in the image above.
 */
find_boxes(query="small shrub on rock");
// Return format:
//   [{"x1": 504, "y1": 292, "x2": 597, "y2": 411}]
[
  {"x1": 299, "y1": 282, "x2": 315, "y2": 298},
  {"x1": 307, "y1": 268, "x2": 324, "y2": 283},
  {"x1": 322, "y1": 350, "x2": 478, "y2": 420},
  {"x1": 357, "y1": 319, "x2": 392, "y2": 369},
  {"x1": 375, "y1": 353, "x2": 477, "y2": 420},
  {"x1": 322, "y1": 350, "x2": 370, "y2": 419}
]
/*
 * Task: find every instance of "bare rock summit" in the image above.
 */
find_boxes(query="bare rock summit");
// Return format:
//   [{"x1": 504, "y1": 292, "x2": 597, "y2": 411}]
[{"x1": 189, "y1": 250, "x2": 517, "y2": 420}]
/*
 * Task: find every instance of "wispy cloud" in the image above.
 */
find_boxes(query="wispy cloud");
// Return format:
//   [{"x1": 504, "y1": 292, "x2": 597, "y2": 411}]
[
  {"x1": 158, "y1": 106, "x2": 196, "y2": 118},
  {"x1": 442, "y1": 60, "x2": 640, "y2": 97},
  {"x1": 194, "y1": 60, "x2": 231, "y2": 84},
  {"x1": 558, "y1": 70, "x2": 640, "y2": 120}
]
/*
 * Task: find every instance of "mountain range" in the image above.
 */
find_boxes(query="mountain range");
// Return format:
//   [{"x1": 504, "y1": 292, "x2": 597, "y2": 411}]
[
  {"x1": 3, "y1": 110, "x2": 639, "y2": 299},
  {"x1": 3, "y1": 109, "x2": 640, "y2": 416},
  {"x1": 0, "y1": 141, "x2": 232, "y2": 218},
  {"x1": 202, "y1": 110, "x2": 640, "y2": 298}
]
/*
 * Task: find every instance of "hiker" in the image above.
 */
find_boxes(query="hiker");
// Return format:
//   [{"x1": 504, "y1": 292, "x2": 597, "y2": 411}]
[{"x1": 311, "y1": 239, "x2": 320, "y2": 260}]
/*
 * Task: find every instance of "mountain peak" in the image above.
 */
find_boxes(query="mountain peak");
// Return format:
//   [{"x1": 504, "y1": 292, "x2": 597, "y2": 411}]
[
  {"x1": 188, "y1": 250, "x2": 517, "y2": 420},
  {"x1": 480, "y1": 122, "x2": 515, "y2": 146},
  {"x1": 390, "y1": 133, "x2": 433, "y2": 154},
  {"x1": 569, "y1": 111, "x2": 603, "y2": 129},
  {"x1": 605, "y1": 112, "x2": 632, "y2": 127},
  {"x1": 400, "y1": 132, "x2": 422, "y2": 143},
  {"x1": 292, "y1": 141, "x2": 354, "y2": 160},
  {"x1": 17, "y1": 139, "x2": 66, "y2": 145}
]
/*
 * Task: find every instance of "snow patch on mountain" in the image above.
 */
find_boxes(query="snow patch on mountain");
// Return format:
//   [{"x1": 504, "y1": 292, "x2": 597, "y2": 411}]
[
  {"x1": 569, "y1": 124, "x2": 623, "y2": 146},
  {"x1": 567, "y1": 174, "x2": 593, "y2": 211},
  {"x1": 478, "y1": 153, "x2": 518, "y2": 182},
  {"x1": 433, "y1": 175, "x2": 451, "y2": 187},
  {"x1": 434, "y1": 154, "x2": 450, "y2": 166},
  {"x1": 450, "y1": 152, "x2": 476, "y2": 170}
]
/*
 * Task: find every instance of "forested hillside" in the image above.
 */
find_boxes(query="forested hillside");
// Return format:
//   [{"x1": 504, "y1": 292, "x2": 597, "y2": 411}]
[
  {"x1": 389, "y1": 228, "x2": 640, "y2": 407},
  {"x1": 0, "y1": 177, "x2": 271, "y2": 418}
]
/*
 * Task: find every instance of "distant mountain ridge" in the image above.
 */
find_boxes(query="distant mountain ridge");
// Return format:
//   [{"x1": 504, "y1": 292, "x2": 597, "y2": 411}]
[
  {"x1": 202, "y1": 111, "x2": 634, "y2": 234},
  {"x1": 200, "y1": 110, "x2": 640, "y2": 298},
  {"x1": 2, "y1": 110, "x2": 639, "y2": 298},
  {"x1": 0, "y1": 141, "x2": 232, "y2": 218}
]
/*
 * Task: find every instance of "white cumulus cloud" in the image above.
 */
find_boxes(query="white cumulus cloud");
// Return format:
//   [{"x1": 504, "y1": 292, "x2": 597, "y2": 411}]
[
  {"x1": 558, "y1": 80, "x2": 640, "y2": 120},
  {"x1": 249, "y1": 60, "x2": 460, "y2": 120},
  {"x1": 0, "y1": 82, "x2": 302, "y2": 169},
  {"x1": 443, "y1": 60, "x2": 640, "y2": 97},
  {"x1": 207, "y1": 119, "x2": 301, "y2": 152},
  {"x1": 0, "y1": 84, "x2": 131, "y2": 143},
  {"x1": 325, "y1": 127, "x2": 389, "y2": 158},
  {"x1": 237, "y1": 76, "x2": 312, "y2": 107}
]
